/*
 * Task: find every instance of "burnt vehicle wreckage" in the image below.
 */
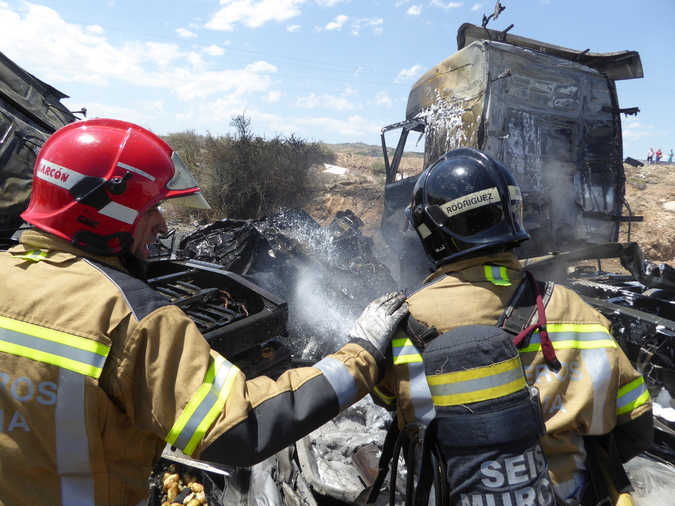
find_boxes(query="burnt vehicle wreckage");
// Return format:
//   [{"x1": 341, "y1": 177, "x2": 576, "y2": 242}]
[{"x1": 2, "y1": 11, "x2": 675, "y2": 505}]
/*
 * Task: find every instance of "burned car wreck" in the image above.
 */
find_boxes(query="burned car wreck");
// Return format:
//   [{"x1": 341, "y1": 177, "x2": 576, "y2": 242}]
[{"x1": 2, "y1": 15, "x2": 675, "y2": 505}]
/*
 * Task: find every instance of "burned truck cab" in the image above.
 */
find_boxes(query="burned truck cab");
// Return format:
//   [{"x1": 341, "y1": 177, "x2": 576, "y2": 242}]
[{"x1": 380, "y1": 22, "x2": 643, "y2": 286}]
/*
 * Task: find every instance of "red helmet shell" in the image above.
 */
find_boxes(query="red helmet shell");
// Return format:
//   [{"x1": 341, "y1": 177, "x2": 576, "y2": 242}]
[{"x1": 21, "y1": 118, "x2": 208, "y2": 255}]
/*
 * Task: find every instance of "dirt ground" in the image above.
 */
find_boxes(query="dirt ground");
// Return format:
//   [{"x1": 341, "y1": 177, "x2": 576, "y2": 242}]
[
  {"x1": 622, "y1": 161, "x2": 675, "y2": 262},
  {"x1": 305, "y1": 153, "x2": 675, "y2": 272}
]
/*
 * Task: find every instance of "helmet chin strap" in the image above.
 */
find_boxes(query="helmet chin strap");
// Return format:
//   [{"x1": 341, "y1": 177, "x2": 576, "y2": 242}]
[{"x1": 71, "y1": 230, "x2": 134, "y2": 257}]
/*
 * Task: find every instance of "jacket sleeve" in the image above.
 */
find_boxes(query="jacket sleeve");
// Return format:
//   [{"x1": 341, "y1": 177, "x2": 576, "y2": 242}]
[
  {"x1": 113, "y1": 303, "x2": 386, "y2": 468},
  {"x1": 612, "y1": 347, "x2": 653, "y2": 462},
  {"x1": 198, "y1": 339, "x2": 384, "y2": 467}
]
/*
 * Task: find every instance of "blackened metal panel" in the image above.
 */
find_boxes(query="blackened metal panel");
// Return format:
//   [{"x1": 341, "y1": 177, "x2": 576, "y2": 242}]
[{"x1": 480, "y1": 41, "x2": 624, "y2": 258}]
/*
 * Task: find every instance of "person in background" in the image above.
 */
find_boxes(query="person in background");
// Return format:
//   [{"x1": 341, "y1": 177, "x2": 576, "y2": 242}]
[
  {"x1": 0, "y1": 118, "x2": 408, "y2": 505},
  {"x1": 655, "y1": 148, "x2": 663, "y2": 164},
  {"x1": 371, "y1": 148, "x2": 653, "y2": 505},
  {"x1": 668, "y1": 149, "x2": 674, "y2": 164},
  {"x1": 647, "y1": 147, "x2": 654, "y2": 164}
]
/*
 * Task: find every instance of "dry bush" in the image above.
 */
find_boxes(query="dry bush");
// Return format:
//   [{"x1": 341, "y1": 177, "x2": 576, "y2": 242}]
[{"x1": 163, "y1": 116, "x2": 336, "y2": 221}]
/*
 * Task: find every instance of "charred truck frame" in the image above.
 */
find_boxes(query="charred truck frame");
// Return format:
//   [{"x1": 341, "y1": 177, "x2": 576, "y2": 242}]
[{"x1": 379, "y1": 22, "x2": 675, "y2": 465}]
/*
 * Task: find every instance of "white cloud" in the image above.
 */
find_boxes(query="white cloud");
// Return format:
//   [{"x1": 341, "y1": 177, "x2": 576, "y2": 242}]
[
  {"x1": 316, "y1": 0, "x2": 348, "y2": 6},
  {"x1": 470, "y1": 3, "x2": 483, "y2": 11},
  {"x1": 374, "y1": 91, "x2": 393, "y2": 108},
  {"x1": 263, "y1": 90, "x2": 284, "y2": 102},
  {"x1": 287, "y1": 24, "x2": 301, "y2": 32},
  {"x1": 396, "y1": 64, "x2": 426, "y2": 83},
  {"x1": 204, "y1": 0, "x2": 305, "y2": 31},
  {"x1": 351, "y1": 17, "x2": 383, "y2": 36},
  {"x1": 407, "y1": 5, "x2": 422, "y2": 16},
  {"x1": 296, "y1": 92, "x2": 356, "y2": 110},
  {"x1": 176, "y1": 28, "x2": 197, "y2": 38},
  {"x1": 297, "y1": 115, "x2": 383, "y2": 137},
  {"x1": 0, "y1": 3, "x2": 279, "y2": 105},
  {"x1": 430, "y1": 0, "x2": 463, "y2": 8},
  {"x1": 326, "y1": 14, "x2": 348, "y2": 30},
  {"x1": 204, "y1": 45, "x2": 225, "y2": 56},
  {"x1": 622, "y1": 120, "x2": 653, "y2": 142},
  {"x1": 86, "y1": 25, "x2": 105, "y2": 35}
]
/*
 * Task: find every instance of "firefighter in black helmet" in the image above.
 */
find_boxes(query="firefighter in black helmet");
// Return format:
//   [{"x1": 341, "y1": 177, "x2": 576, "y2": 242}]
[{"x1": 369, "y1": 148, "x2": 653, "y2": 506}]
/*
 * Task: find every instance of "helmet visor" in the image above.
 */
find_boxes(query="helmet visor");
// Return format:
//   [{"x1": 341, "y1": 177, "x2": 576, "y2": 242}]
[{"x1": 166, "y1": 152, "x2": 211, "y2": 209}]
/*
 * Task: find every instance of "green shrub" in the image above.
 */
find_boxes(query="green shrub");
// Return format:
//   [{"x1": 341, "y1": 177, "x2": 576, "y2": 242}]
[{"x1": 199, "y1": 114, "x2": 335, "y2": 219}]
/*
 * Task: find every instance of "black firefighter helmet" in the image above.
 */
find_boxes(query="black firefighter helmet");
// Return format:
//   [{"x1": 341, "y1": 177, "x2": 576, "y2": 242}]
[{"x1": 406, "y1": 148, "x2": 530, "y2": 266}]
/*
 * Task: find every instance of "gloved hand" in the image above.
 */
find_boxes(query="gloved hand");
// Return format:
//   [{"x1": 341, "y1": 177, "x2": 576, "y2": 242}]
[{"x1": 349, "y1": 292, "x2": 408, "y2": 355}]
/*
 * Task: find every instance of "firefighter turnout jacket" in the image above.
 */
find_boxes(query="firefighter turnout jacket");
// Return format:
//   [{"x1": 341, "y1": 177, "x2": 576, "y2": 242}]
[
  {"x1": 0, "y1": 230, "x2": 385, "y2": 505},
  {"x1": 372, "y1": 251, "x2": 653, "y2": 503}
]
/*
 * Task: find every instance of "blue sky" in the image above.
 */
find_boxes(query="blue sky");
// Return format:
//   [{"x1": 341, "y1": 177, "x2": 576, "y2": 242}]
[{"x1": 0, "y1": 0, "x2": 672, "y2": 160}]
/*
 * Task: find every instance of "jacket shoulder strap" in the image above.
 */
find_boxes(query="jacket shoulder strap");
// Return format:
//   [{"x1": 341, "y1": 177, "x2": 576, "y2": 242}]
[{"x1": 497, "y1": 274, "x2": 554, "y2": 338}]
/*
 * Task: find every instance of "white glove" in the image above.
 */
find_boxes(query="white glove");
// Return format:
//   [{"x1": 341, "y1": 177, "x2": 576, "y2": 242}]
[{"x1": 349, "y1": 292, "x2": 408, "y2": 355}]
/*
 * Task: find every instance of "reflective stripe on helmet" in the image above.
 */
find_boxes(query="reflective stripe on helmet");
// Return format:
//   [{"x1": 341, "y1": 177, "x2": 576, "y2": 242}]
[
  {"x1": 484, "y1": 264, "x2": 511, "y2": 286},
  {"x1": 0, "y1": 316, "x2": 109, "y2": 377},
  {"x1": 117, "y1": 161, "x2": 156, "y2": 181},
  {"x1": 35, "y1": 159, "x2": 85, "y2": 190},
  {"x1": 314, "y1": 355, "x2": 360, "y2": 412},
  {"x1": 98, "y1": 201, "x2": 139, "y2": 225},
  {"x1": 427, "y1": 355, "x2": 527, "y2": 406},
  {"x1": 0, "y1": 316, "x2": 110, "y2": 504},
  {"x1": 166, "y1": 354, "x2": 239, "y2": 455},
  {"x1": 439, "y1": 187, "x2": 499, "y2": 218}
]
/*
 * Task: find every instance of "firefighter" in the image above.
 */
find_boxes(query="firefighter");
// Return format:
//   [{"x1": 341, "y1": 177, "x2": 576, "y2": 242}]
[
  {"x1": 0, "y1": 118, "x2": 408, "y2": 505},
  {"x1": 371, "y1": 148, "x2": 653, "y2": 505}
]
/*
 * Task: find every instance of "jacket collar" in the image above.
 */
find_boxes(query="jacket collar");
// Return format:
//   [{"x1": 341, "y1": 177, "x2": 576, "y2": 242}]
[
  {"x1": 425, "y1": 251, "x2": 522, "y2": 283},
  {"x1": 11, "y1": 229, "x2": 127, "y2": 273}
]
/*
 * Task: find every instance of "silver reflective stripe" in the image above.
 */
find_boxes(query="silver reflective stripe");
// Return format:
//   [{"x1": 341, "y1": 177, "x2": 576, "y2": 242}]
[
  {"x1": 56, "y1": 368, "x2": 95, "y2": 504},
  {"x1": 582, "y1": 348, "x2": 612, "y2": 434},
  {"x1": 35, "y1": 159, "x2": 85, "y2": 190},
  {"x1": 171, "y1": 358, "x2": 236, "y2": 451},
  {"x1": 314, "y1": 356, "x2": 358, "y2": 411},
  {"x1": 617, "y1": 379, "x2": 648, "y2": 412},
  {"x1": 407, "y1": 362, "x2": 435, "y2": 424},
  {"x1": 428, "y1": 366, "x2": 524, "y2": 397},
  {"x1": 0, "y1": 327, "x2": 107, "y2": 376},
  {"x1": 98, "y1": 201, "x2": 138, "y2": 225},
  {"x1": 117, "y1": 161, "x2": 156, "y2": 181}
]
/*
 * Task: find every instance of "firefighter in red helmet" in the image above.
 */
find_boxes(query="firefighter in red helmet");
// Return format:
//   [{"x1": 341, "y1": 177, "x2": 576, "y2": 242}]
[
  {"x1": 0, "y1": 118, "x2": 407, "y2": 504},
  {"x1": 369, "y1": 149, "x2": 653, "y2": 506}
]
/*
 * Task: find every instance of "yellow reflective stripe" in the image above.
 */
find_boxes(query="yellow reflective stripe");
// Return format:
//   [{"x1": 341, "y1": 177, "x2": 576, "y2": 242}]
[
  {"x1": 484, "y1": 265, "x2": 511, "y2": 286},
  {"x1": 0, "y1": 316, "x2": 109, "y2": 378},
  {"x1": 427, "y1": 355, "x2": 526, "y2": 406},
  {"x1": 392, "y1": 337, "x2": 423, "y2": 365},
  {"x1": 166, "y1": 355, "x2": 239, "y2": 455},
  {"x1": 11, "y1": 249, "x2": 47, "y2": 262},
  {"x1": 616, "y1": 376, "x2": 650, "y2": 416},
  {"x1": 372, "y1": 385, "x2": 395, "y2": 405},
  {"x1": 517, "y1": 323, "x2": 617, "y2": 352}
]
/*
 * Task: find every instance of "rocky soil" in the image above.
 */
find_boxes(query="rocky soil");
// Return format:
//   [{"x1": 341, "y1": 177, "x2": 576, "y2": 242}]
[
  {"x1": 622, "y1": 162, "x2": 675, "y2": 262},
  {"x1": 306, "y1": 152, "x2": 675, "y2": 272}
]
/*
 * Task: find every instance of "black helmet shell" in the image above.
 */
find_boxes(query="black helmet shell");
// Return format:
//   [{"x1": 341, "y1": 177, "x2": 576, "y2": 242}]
[{"x1": 406, "y1": 148, "x2": 529, "y2": 266}]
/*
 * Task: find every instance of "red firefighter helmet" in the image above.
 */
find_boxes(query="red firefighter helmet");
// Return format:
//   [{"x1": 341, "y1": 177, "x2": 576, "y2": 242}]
[{"x1": 21, "y1": 118, "x2": 210, "y2": 256}]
